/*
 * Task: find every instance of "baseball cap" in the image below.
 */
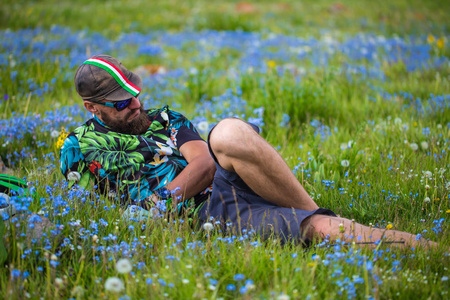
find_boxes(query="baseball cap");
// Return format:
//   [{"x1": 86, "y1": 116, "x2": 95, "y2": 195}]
[{"x1": 74, "y1": 54, "x2": 143, "y2": 102}]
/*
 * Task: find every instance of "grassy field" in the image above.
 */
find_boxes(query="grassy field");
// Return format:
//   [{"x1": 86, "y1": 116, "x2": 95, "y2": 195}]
[{"x1": 0, "y1": 0, "x2": 449, "y2": 299}]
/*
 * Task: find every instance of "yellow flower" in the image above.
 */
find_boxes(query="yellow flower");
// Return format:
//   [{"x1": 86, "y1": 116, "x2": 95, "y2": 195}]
[
  {"x1": 427, "y1": 34, "x2": 435, "y2": 44},
  {"x1": 55, "y1": 128, "x2": 68, "y2": 150},
  {"x1": 150, "y1": 153, "x2": 168, "y2": 166},
  {"x1": 437, "y1": 37, "x2": 445, "y2": 49},
  {"x1": 267, "y1": 60, "x2": 276, "y2": 68},
  {"x1": 413, "y1": 122, "x2": 418, "y2": 127},
  {"x1": 307, "y1": 262, "x2": 316, "y2": 267},
  {"x1": 386, "y1": 224, "x2": 393, "y2": 230},
  {"x1": 446, "y1": 209, "x2": 450, "y2": 214}
]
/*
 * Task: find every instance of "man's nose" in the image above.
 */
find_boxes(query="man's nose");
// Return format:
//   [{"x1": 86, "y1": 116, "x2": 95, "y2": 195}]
[{"x1": 128, "y1": 96, "x2": 141, "y2": 110}]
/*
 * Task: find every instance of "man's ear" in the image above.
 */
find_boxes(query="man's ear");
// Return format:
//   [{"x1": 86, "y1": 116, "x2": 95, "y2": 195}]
[{"x1": 84, "y1": 101, "x2": 98, "y2": 114}]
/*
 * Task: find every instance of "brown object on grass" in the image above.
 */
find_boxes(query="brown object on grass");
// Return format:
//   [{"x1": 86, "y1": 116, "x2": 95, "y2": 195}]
[
  {"x1": 133, "y1": 65, "x2": 168, "y2": 78},
  {"x1": 235, "y1": 2, "x2": 257, "y2": 14},
  {"x1": 0, "y1": 156, "x2": 13, "y2": 175},
  {"x1": 329, "y1": 2, "x2": 347, "y2": 14}
]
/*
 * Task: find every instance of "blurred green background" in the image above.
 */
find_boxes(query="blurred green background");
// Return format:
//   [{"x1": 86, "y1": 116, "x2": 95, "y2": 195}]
[{"x1": 1, "y1": 0, "x2": 449, "y2": 37}]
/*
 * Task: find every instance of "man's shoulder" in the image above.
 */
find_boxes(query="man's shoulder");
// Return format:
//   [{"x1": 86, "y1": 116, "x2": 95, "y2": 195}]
[{"x1": 68, "y1": 119, "x2": 96, "y2": 138}]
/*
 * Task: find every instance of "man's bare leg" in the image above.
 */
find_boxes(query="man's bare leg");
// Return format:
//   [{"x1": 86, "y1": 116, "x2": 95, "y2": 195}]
[
  {"x1": 209, "y1": 118, "x2": 319, "y2": 211},
  {"x1": 301, "y1": 214, "x2": 438, "y2": 249}
]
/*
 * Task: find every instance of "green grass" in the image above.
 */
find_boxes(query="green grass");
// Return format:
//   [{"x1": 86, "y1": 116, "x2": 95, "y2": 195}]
[
  {"x1": 0, "y1": 0, "x2": 449, "y2": 299},
  {"x1": 1, "y1": 0, "x2": 449, "y2": 37}
]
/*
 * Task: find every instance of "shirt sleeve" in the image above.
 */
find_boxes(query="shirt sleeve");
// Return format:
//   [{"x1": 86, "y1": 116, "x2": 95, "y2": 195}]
[
  {"x1": 59, "y1": 133, "x2": 92, "y2": 187},
  {"x1": 167, "y1": 109, "x2": 205, "y2": 149}
]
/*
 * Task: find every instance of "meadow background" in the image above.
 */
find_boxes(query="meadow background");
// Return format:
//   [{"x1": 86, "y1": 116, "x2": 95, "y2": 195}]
[{"x1": 0, "y1": 0, "x2": 449, "y2": 299}]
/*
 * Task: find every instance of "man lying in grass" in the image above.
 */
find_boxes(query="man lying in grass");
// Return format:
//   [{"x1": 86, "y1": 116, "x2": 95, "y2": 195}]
[{"x1": 60, "y1": 55, "x2": 436, "y2": 249}]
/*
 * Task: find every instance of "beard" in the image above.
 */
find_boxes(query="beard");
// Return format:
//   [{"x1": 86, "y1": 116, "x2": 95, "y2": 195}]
[{"x1": 100, "y1": 106, "x2": 150, "y2": 135}]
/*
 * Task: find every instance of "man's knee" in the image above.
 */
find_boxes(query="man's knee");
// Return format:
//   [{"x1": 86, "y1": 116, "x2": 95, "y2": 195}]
[{"x1": 209, "y1": 118, "x2": 254, "y2": 154}]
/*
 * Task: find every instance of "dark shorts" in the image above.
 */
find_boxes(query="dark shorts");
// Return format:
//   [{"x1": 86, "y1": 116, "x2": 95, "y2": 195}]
[{"x1": 199, "y1": 121, "x2": 336, "y2": 244}]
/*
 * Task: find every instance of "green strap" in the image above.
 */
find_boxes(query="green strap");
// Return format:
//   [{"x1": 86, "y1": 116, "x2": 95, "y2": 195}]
[{"x1": 0, "y1": 174, "x2": 27, "y2": 186}]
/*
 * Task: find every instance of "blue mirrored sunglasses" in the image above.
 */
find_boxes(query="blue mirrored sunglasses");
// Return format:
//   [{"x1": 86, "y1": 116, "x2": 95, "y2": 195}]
[{"x1": 93, "y1": 94, "x2": 139, "y2": 111}]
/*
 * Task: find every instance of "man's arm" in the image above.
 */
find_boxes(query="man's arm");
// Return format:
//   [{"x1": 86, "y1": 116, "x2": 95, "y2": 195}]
[{"x1": 165, "y1": 140, "x2": 216, "y2": 203}]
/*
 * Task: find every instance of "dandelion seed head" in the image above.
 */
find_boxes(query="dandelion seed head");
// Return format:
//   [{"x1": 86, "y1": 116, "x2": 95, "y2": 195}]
[
  {"x1": 67, "y1": 171, "x2": 81, "y2": 182},
  {"x1": 116, "y1": 258, "x2": 132, "y2": 274},
  {"x1": 420, "y1": 141, "x2": 429, "y2": 150},
  {"x1": 55, "y1": 277, "x2": 64, "y2": 287},
  {"x1": 202, "y1": 222, "x2": 214, "y2": 232},
  {"x1": 277, "y1": 294, "x2": 291, "y2": 300},
  {"x1": 104, "y1": 277, "x2": 124, "y2": 293},
  {"x1": 72, "y1": 286, "x2": 84, "y2": 297},
  {"x1": 341, "y1": 160, "x2": 350, "y2": 167},
  {"x1": 197, "y1": 121, "x2": 209, "y2": 132}
]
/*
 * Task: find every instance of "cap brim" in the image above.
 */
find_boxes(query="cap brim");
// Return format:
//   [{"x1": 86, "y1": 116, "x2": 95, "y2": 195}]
[{"x1": 104, "y1": 71, "x2": 143, "y2": 101}]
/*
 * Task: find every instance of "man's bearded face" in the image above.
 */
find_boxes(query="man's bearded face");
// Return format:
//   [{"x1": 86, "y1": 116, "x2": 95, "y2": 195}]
[{"x1": 100, "y1": 105, "x2": 149, "y2": 135}]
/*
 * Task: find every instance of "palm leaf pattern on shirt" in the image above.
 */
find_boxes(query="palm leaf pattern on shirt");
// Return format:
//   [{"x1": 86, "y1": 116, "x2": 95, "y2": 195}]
[
  {"x1": 79, "y1": 130, "x2": 144, "y2": 179},
  {"x1": 60, "y1": 106, "x2": 206, "y2": 203}
]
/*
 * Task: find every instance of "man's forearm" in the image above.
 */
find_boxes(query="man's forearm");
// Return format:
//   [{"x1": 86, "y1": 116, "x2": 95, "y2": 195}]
[{"x1": 165, "y1": 156, "x2": 216, "y2": 203}]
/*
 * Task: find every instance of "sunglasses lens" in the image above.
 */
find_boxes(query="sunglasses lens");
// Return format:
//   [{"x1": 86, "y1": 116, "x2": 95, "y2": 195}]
[{"x1": 115, "y1": 98, "x2": 133, "y2": 111}]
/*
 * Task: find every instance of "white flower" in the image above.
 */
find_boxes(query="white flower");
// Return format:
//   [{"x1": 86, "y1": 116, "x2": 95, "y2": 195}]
[
  {"x1": 341, "y1": 160, "x2": 350, "y2": 167},
  {"x1": 197, "y1": 121, "x2": 209, "y2": 132},
  {"x1": 277, "y1": 294, "x2": 291, "y2": 300},
  {"x1": 410, "y1": 143, "x2": 419, "y2": 151},
  {"x1": 155, "y1": 141, "x2": 173, "y2": 156},
  {"x1": 420, "y1": 141, "x2": 429, "y2": 150},
  {"x1": 50, "y1": 130, "x2": 60, "y2": 138},
  {"x1": 166, "y1": 138, "x2": 176, "y2": 148},
  {"x1": 424, "y1": 197, "x2": 431, "y2": 203},
  {"x1": 116, "y1": 258, "x2": 132, "y2": 274},
  {"x1": 424, "y1": 171, "x2": 432, "y2": 178},
  {"x1": 182, "y1": 279, "x2": 189, "y2": 284},
  {"x1": 71, "y1": 286, "x2": 84, "y2": 297},
  {"x1": 445, "y1": 182, "x2": 450, "y2": 190},
  {"x1": 104, "y1": 277, "x2": 124, "y2": 293},
  {"x1": 437, "y1": 124, "x2": 443, "y2": 129},
  {"x1": 394, "y1": 118, "x2": 402, "y2": 125},
  {"x1": 245, "y1": 281, "x2": 256, "y2": 290},
  {"x1": 67, "y1": 171, "x2": 81, "y2": 182},
  {"x1": 189, "y1": 67, "x2": 198, "y2": 75},
  {"x1": 55, "y1": 277, "x2": 64, "y2": 287},
  {"x1": 160, "y1": 111, "x2": 169, "y2": 121},
  {"x1": 202, "y1": 222, "x2": 214, "y2": 232}
]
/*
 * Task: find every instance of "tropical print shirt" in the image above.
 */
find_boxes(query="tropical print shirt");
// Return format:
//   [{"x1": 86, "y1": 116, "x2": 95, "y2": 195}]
[{"x1": 59, "y1": 106, "x2": 211, "y2": 209}]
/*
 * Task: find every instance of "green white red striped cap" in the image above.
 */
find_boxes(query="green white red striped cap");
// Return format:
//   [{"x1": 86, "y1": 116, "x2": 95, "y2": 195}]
[{"x1": 74, "y1": 55, "x2": 142, "y2": 102}]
